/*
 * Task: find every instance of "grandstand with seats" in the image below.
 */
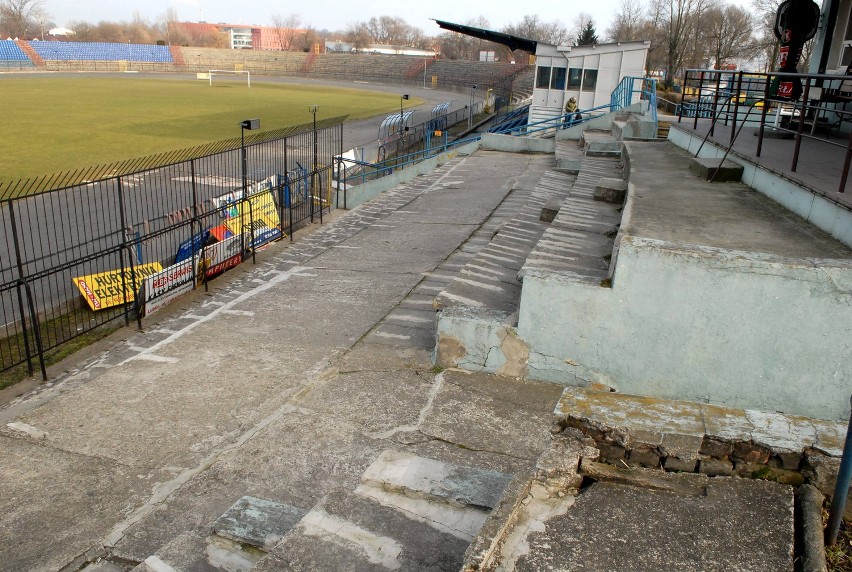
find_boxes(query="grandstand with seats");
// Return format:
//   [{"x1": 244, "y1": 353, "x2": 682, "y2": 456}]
[
  {"x1": 0, "y1": 40, "x2": 534, "y2": 102},
  {"x1": 0, "y1": 40, "x2": 35, "y2": 69},
  {"x1": 28, "y1": 41, "x2": 172, "y2": 63}
]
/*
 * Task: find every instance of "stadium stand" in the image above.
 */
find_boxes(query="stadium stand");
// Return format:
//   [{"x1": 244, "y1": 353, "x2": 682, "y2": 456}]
[
  {"x1": 178, "y1": 46, "x2": 308, "y2": 75},
  {"x1": 427, "y1": 59, "x2": 523, "y2": 90},
  {"x1": 29, "y1": 41, "x2": 173, "y2": 63},
  {"x1": 10, "y1": 40, "x2": 533, "y2": 99},
  {"x1": 0, "y1": 40, "x2": 35, "y2": 69}
]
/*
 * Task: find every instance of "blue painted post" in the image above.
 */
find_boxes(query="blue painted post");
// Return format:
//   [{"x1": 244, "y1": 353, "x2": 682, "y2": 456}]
[{"x1": 826, "y1": 394, "x2": 852, "y2": 545}]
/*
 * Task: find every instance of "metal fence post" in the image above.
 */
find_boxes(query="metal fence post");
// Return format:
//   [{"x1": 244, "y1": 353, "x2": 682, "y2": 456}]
[
  {"x1": 116, "y1": 177, "x2": 141, "y2": 329},
  {"x1": 826, "y1": 395, "x2": 852, "y2": 545},
  {"x1": 8, "y1": 200, "x2": 36, "y2": 377}
]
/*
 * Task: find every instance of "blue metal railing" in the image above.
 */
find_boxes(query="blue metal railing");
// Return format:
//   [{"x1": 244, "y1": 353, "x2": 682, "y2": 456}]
[
  {"x1": 611, "y1": 76, "x2": 658, "y2": 123},
  {"x1": 338, "y1": 135, "x2": 481, "y2": 186},
  {"x1": 337, "y1": 76, "x2": 661, "y2": 194}
]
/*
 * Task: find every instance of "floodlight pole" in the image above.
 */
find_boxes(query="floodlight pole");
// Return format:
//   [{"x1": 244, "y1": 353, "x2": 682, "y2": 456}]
[
  {"x1": 240, "y1": 118, "x2": 260, "y2": 194},
  {"x1": 399, "y1": 95, "x2": 409, "y2": 154},
  {"x1": 468, "y1": 84, "x2": 477, "y2": 129},
  {"x1": 309, "y1": 105, "x2": 319, "y2": 222}
]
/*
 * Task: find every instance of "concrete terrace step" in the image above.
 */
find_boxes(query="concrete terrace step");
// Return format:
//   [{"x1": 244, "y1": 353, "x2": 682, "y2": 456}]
[
  {"x1": 252, "y1": 450, "x2": 511, "y2": 571},
  {"x1": 433, "y1": 169, "x2": 577, "y2": 315},
  {"x1": 520, "y1": 155, "x2": 625, "y2": 283},
  {"x1": 462, "y1": 387, "x2": 848, "y2": 572}
]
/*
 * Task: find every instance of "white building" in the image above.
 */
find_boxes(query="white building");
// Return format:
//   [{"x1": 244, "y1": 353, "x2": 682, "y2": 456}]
[{"x1": 530, "y1": 41, "x2": 650, "y2": 124}]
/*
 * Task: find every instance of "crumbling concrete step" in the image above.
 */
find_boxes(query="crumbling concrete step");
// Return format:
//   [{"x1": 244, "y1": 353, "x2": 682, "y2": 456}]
[
  {"x1": 254, "y1": 491, "x2": 471, "y2": 572},
  {"x1": 129, "y1": 529, "x2": 265, "y2": 572},
  {"x1": 512, "y1": 478, "x2": 794, "y2": 571},
  {"x1": 360, "y1": 450, "x2": 512, "y2": 513},
  {"x1": 690, "y1": 157, "x2": 744, "y2": 182},
  {"x1": 521, "y1": 155, "x2": 624, "y2": 282},
  {"x1": 434, "y1": 170, "x2": 576, "y2": 314},
  {"x1": 555, "y1": 387, "x2": 846, "y2": 459}
]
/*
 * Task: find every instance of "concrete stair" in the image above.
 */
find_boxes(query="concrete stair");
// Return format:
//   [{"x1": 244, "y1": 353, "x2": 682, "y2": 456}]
[
  {"x1": 433, "y1": 168, "x2": 576, "y2": 316},
  {"x1": 657, "y1": 120, "x2": 671, "y2": 139},
  {"x1": 15, "y1": 39, "x2": 44, "y2": 67},
  {"x1": 124, "y1": 450, "x2": 513, "y2": 572},
  {"x1": 520, "y1": 152, "x2": 624, "y2": 284},
  {"x1": 253, "y1": 450, "x2": 511, "y2": 571},
  {"x1": 434, "y1": 137, "x2": 626, "y2": 375}
]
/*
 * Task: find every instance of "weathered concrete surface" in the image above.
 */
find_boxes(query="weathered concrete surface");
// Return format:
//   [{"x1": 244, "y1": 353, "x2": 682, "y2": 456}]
[
  {"x1": 0, "y1": 150, "x2": 563, "y2": 572},
  {"x1": 668, "y1": 125, "x2": 852, "y2": 247},
  {"x1": 518, "y1": 139, "x2": 852, "y2": 420},
  {"x1": 480, "y1": 133, "x2": 555, "y2": 154},
  {"x1": 513, "y1": 478, "x2": 794, "y2": 571},
  {"x1": 594, "y1": 177, "x2": 628, "y2": 203},
  {"x1": 689, "y1": 156, "x2": 745, "y2": 182}
]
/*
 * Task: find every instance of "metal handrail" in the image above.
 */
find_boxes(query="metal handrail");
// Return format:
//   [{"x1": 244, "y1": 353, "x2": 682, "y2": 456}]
[{"x1": 681, "y1": 68, "x2": 852, "y2": 193}]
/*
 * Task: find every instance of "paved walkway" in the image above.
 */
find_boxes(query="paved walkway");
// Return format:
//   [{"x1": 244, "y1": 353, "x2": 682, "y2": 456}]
[{"x1": 0, "y1": 150, "x2": 564, "y2": 571}]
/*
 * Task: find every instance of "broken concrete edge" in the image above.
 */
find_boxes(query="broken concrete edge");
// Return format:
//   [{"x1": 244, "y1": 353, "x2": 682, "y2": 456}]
[
  {"x1": 460, "y1": 475, "x2": 533, "y2": 572},
  {"x1": 539, "y1": 196, "x2": 563, "y2": 223},
  {"x1": 433, "y1": 306, "x2": 529, "y2": 378},
  {"x1": 796, "y1": 484, "x2": 828, "y2": 572},
  {"x1": 460, "y1": 429, "x2": 594, "y2": 572},
  {"x1": 552, "y1": 412, "x2": 851, "y2": 519}
]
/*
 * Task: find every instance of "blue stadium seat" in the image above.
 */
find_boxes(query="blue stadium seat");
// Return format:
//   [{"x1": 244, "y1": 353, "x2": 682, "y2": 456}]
[
  {"x1": 0, "y1": 40, "x2": 30, "y2": 61},
  {"x1": 29, "y1": 41, "x2": 173, "y2": 63}
]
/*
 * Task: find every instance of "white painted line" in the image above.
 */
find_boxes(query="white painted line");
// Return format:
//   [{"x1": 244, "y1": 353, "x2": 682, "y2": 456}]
[
  {"x1": 437, "y1": 293, "x2": 484, "y2": 307},
  {"x1": 300, "y1": 508, "x2": 402, "y2": 570},
  {"x1": 373, "y1": 331, "x2": 411, "y2": 340},
  {"x1": 387, "y1": 314, "x2": 432, "y2": 324}
]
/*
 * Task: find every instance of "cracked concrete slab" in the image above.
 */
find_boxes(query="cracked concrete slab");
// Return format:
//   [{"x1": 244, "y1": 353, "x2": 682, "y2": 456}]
[{"x1": 420, "y1": 370, "x2": 563, "y2": 462}]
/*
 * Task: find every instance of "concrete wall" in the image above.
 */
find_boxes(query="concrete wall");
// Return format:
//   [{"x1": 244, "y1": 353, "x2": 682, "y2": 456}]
[
  {"x1": 555, "y1": 103, "x2": 646, "y2": 141},
  {"x1": 517, "y1": 236, "x2": 852, "y2": 421},
  {"x1": 479, "y1": 134, "x2": 554, "y2": 154},
  {"x1": 336, "y1": 141, "x2": 481, "y2": 210},
  {"x1": 668, "y1": 127, "x2": 852, "y2": 248}
]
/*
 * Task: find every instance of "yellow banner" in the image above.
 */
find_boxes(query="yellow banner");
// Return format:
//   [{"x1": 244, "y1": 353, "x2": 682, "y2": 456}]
[
  {"x1": 73, "y1": 263, "x2": 163, "y2": 311},
  {"x1": 221, "y1": 189, "x2": 281, "y2": 243}
]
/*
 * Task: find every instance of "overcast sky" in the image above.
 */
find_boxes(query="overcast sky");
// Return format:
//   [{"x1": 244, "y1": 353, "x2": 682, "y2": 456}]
[{"x1": 43, "y1": 0, "x2": 625, "y2": 38}]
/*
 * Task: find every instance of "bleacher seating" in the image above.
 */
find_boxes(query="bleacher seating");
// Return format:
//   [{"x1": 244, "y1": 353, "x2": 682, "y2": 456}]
[
  {"x1": 0, "y1": 40, "x2": 34, "y2": 68},
  {"x1": 7, "y1": 41, "x2": 535, "y2": 97},
  {"x1": 28, "y1": 41, "x2": 173, "y2": 63},
  {"x1": 179, "y1": 47, "x2": 307, "y2": 75}
]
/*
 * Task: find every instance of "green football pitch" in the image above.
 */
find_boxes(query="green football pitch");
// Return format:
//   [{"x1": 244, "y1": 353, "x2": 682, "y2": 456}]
[{"x1": 0, "y1": 76, "x2": 415, "y2": 182}]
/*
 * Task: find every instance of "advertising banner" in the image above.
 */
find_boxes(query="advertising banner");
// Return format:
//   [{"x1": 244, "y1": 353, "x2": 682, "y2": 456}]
[
  {"x1": 213, "y1": 178, "x2": 282, "y2": 249},
  {"x1": 200, "y1": 234, "x2": 243, "y2": 278},
  {"x1": 141, "y1": 258, "x2": 195, "y2": 317},
  {"x1": 73, "y1": 263, "x2": 163, "y2": 311}
]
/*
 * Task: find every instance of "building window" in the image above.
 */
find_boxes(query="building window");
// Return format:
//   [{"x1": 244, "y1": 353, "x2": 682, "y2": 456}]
[
  {"x1": 567, "y1": 68, "x2": 582, "y2": 89},
  {"x1": 583, "y1": 69, "x2": 598, "y2": 91},
  {"x1": 536, "y1": 66, "x2": 551, "y2": 89},
  {"x1": 550, "y1": 67, "x2": 566, "y2": 90}
]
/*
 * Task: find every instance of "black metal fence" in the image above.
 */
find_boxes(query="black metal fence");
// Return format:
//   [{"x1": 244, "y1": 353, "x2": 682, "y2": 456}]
[
  {"x1": 0, "y1": 118, "x2": 345, "y2": 378},
  {"x1": 679, "y1": 68, "x2": 852, "y2": 193}
]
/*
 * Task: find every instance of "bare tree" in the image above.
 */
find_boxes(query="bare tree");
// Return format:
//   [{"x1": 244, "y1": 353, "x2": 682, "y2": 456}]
[
  {"x1": 704, "y1": 4, "x2": 754, "y2": 69},
  {"x1": 607, "y1": 0, "x2": 646, "y2": 42},
  {"x1": 503, "y1": 14, "x2": 570, "y2": 45},
  {"x1": 270, "y1": 13, "x2": 301, "y2": 51},
  {"x1": 0, "y1": 0, "x2": 46, "y2": 38},
  {"x1": 650, "y1": 0, "x2": 702, "y2": 89}
]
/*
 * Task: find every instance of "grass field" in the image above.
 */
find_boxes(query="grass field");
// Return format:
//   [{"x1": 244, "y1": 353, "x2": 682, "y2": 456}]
[{"x1": 0, "y1": 76, "x2": 416, "y2": 181}]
